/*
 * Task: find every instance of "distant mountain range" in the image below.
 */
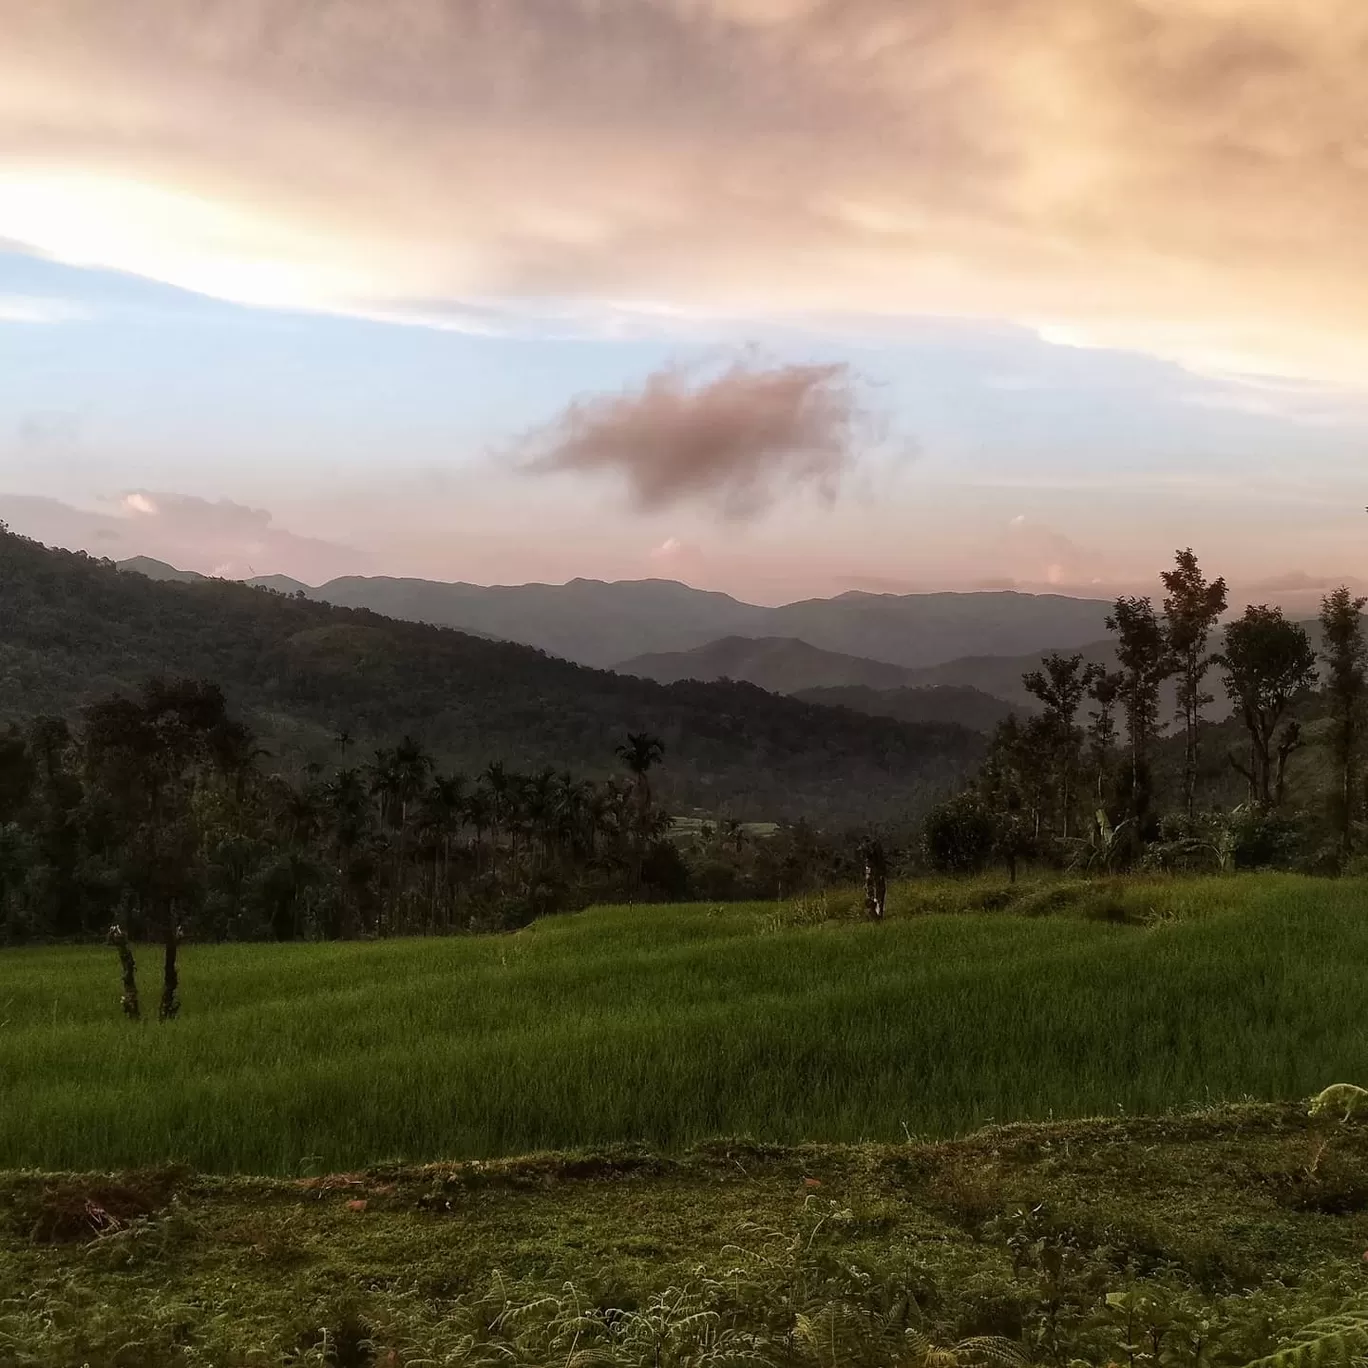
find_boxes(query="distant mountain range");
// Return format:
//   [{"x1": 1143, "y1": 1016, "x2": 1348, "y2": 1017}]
[
  {"x1": 108, "y1": 554, "x2": 1317, "y2": 742},
  {"x1": 897, "y1": 640, "x2": 1119, "y2": 710},
  {"x1": 617, "y1": 636, "x2": 918, "y2": 693},
  {"x1": 616, "y1": 635, "x2": 1026, "y2": 731},
  {"x1": 118, "y1": 557, "x2": 1114, "y2": 671},
  {"x1": 117, "y1": 555, "x2": 209, "y2": 586},
  {"x1": 0, "y1": 533, "x2": 984, "y2": 824}
]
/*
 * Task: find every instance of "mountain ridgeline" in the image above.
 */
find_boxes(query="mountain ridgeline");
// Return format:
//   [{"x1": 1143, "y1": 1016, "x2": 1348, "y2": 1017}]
[
  {"x1": 122, "y1": 556, "x2": 1114, "y2": 670},
  {"x1": 4, "y1": 531, "x2": 982, "y2": 824},
  {"x1": 795, "y1": 684, "x2": 1023, "y2": 733},
  {"x1": 617, "y1": 635, "x2": 1028, "y2": 730}
]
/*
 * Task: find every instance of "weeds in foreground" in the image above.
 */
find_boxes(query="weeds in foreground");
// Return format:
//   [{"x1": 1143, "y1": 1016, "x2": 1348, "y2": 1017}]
[{"x1": 5, "y1": 1201, "x2": 1364, "y2": 1368}]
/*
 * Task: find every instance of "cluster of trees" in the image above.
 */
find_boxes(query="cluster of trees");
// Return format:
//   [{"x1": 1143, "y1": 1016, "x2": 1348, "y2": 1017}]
[
  {"x1": 0, "y1": 679, "x2": 696, "y2": 945},
  {"x1": 674, "y1": 817, "x2": 868, "y2": 902},
  {"x1": 923, "y1": 551, "x2": 1366, "y2": 875},
  {"x1": 0, "y1": 677, "x2": 886, "y2": 946}
]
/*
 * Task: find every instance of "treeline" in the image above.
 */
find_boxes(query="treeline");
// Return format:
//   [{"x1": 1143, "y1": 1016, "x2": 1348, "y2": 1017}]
[
  {"x1": 0, "y1": 678, "x2": 869, "y2": 945},
  {"x1": 923, "y1": 551, "x2": 1364, "y2": 875}
]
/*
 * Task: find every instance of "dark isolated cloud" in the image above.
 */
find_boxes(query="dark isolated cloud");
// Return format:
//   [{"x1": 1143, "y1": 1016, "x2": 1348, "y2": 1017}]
[
  {"x1": 0, "y1": 491, "x2": 368, "y2": 584},
  {"x1": 519, "y1": 361, "x2": 869, "y2": 518}
]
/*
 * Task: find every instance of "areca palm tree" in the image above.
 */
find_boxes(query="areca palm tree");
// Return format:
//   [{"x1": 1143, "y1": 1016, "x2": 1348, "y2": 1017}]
[
  {"x1": 522, "y1": 768, "x2": 559, "y2": 870},
  {"x1": 422, "y1": 774, "x2": 466, "y2": 925},
  {"x1": 324, "y1": 767, "x2": 369, "y2": 936},
  {"x1": 615, "y1": 733, "x2": 665, "y2": 814},
  {"x1": 481, "y1": 760, "x2": 512, "y2": 874},
  {"x1": 464, "y1": 787, "x2": 493, "y2": 875},
  {"x1": 367, "y1": 736, "x2": 432, "y2": 929},
  {"x1": 614, "y1": 734, "x2": 665, "y2": 896}
]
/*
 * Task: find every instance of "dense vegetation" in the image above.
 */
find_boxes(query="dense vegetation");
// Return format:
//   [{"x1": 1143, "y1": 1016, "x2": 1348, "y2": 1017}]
[
  {"x1": 797, "y1": 682, "x2": 1020, "y2": 732},
  {"x1": 0, "y1": 527, "x2": 979, "y2": 825},
  {"x1": 921, "y1": 551, "x2": 1363, "y2": 878},
  {"x1": 5, "y1": 874, "x2": 1366, "y2": 1173},
  {"x1": 0, "y1": 675, "x2": 866, "y2": 944}
]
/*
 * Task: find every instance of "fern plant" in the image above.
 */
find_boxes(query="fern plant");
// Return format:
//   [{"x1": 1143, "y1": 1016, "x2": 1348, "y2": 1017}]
[{"x1": 1240, "y1": 1310, "x2": 1368, "y2": 1368}]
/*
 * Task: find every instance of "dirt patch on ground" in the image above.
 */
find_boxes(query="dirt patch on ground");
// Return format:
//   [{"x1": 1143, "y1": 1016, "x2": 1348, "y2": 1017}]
[{"x1": 17, "y1": 1167, "x2": 188, "y2": 1244}]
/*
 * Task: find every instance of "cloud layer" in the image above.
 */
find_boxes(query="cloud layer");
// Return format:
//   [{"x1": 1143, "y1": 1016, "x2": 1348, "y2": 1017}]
[
  {"x1": 519, "y1": 361, "x2": 862, "y2": 517},
  {"x1": 2, "y1": 1, "x2": 1367, "y2": 378}
]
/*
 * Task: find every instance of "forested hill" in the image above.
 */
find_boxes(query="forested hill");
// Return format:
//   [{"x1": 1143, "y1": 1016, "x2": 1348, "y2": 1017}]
[{"x1": 0, "y1": 530, "x2": 981, "y2": 824}]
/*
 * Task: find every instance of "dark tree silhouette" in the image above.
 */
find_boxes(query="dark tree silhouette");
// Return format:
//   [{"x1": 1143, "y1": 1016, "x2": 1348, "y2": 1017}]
[
  {"x1": 1085, "y1": 668, "x2": 1124, "y2": 802},
  {"x1": 1217, "y1": 606, "x2": 1317, "y2": 808},
  {"x1": 616, "y1": 732, "x2": 665, "y2": 814},
  {"x1": 1319, "y1": 586, "x2": 1367, "y2": 851},
  {"x1": 1105, "y1": 596, "x2": 1173, "y2": 825},
  {"x1": 1161, "y1": 549, "x2": 1228, "y2": 821},
  {"x1": 1021, "y1": 652, "x2": 1091, "y2": 838}
]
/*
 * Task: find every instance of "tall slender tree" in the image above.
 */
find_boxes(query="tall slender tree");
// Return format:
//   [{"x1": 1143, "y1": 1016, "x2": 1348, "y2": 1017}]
[
  {"x1": 1105, "y1": 596, "x2": 1173, "y2": 825},
  {"x1": 1319, "y1": 586, "x2": 1367, "y2": 852},
  {"x1": 1161, "y1": 549, "x2": 1228, "y2": 821},
  {"x1": 1084, "y1": 668, "x2": 1124, "y2": 802},
  {"x1": 615, "y1": 732, "x2": 665, "y2": 893},
  {"x1": 1217, "y1": 605, "x2": 1317, "y2": 808},
  {"x1": 1021, "y1": 652, "x2": 1090, "y2": 838},
  {"x1": 616, "y1": 733, "x2": 665, "y2": 818}
]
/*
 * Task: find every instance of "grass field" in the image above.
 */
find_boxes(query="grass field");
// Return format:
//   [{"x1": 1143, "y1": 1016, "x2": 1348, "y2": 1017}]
[{"x1": 4, "y1": 874, "x2": 1368, "y2": 1175}]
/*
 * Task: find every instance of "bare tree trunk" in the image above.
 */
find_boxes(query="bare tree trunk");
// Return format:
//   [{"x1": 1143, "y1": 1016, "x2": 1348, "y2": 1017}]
[
  {"x1": 1184, "y1": 694, "x2": 1197, "y2": 822},
  {"x1": 1254, "y1": 727, "x2": 1275, "y2": 808},
  {"x1": 107, "y1": 924, "x2": 140, "y2": 1020},
  {"x1": 862, "y1": 841, "x2": 886, "y2": 922},
  {"x1": 1343, "y1": 747, "x2": 1356, "y2": 856},
  {"x1": 159, "y1": 922, "x2": 182, "y2": 1022},
  {"x1": 1274, "y1": 723, "x2": 1303, "y2": 809},
  {"x1": 1228, "y1": 750, "x2": 1256, "y2": 804}
]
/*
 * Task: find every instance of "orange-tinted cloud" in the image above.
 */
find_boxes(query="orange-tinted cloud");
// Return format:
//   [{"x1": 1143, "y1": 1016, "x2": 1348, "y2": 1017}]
[
  {"x1": 519, "y1": 361, "x2": 862, "y2": 517},
  {"x1": 2, "y1": 2, "x2": 1367, "y2": 378}
]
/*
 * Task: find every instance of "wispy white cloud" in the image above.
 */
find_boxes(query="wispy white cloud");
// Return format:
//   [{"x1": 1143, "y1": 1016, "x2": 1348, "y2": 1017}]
[{"x1": 0, "y1": 294, "x2": 89, "y2": 324}]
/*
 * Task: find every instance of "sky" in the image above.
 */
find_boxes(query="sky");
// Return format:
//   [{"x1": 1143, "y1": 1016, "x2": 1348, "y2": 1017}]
[{"x1": 2, "y1": 0, "x2": 1368, "y2": 606}]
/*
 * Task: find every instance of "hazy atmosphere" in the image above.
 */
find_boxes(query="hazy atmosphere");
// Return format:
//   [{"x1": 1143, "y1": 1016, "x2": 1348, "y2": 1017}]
[{"x1": 3, "y1": 1, "x2": 1368, "y2": 601}]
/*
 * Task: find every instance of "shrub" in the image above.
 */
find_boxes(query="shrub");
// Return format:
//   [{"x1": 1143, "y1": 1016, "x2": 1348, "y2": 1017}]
[
  {"x1": 1224, "y1": 807, "x2": 1301, "y2": 870},
  {"x1": 922, "y1": 794, "x2": 997, "y2": 875}
]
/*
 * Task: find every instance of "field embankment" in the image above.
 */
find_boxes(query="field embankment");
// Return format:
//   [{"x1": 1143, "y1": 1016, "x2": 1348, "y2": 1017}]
[{"x1": 4, "y1": 874, "x2": 1367, "y2": 1174}]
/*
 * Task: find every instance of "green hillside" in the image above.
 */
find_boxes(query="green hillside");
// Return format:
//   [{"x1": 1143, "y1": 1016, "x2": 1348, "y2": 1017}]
[
  {"x1": 0, "y1": 530, "x2": 979, "y2": 823},
  {"x1": 616, "y1": 634, "x2": 916, "y2": 692},
  {"x1": 796, "y1": 682, "x2": 1023, "y2": 732}
]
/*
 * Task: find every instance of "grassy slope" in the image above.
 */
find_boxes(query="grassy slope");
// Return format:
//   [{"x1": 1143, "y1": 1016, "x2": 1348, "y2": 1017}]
[
  {"x1": 6, "y1": 875, "x2": 1368, "y2": 1175},
  {"x1": 6, "y1": 1107, "x2": 1368, "y2": 1366}
]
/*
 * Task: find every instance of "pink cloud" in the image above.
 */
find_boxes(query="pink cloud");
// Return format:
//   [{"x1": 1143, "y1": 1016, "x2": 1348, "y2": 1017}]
[{"x1": 519, "y1": 360, "x2": 869, "y2": 518}]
